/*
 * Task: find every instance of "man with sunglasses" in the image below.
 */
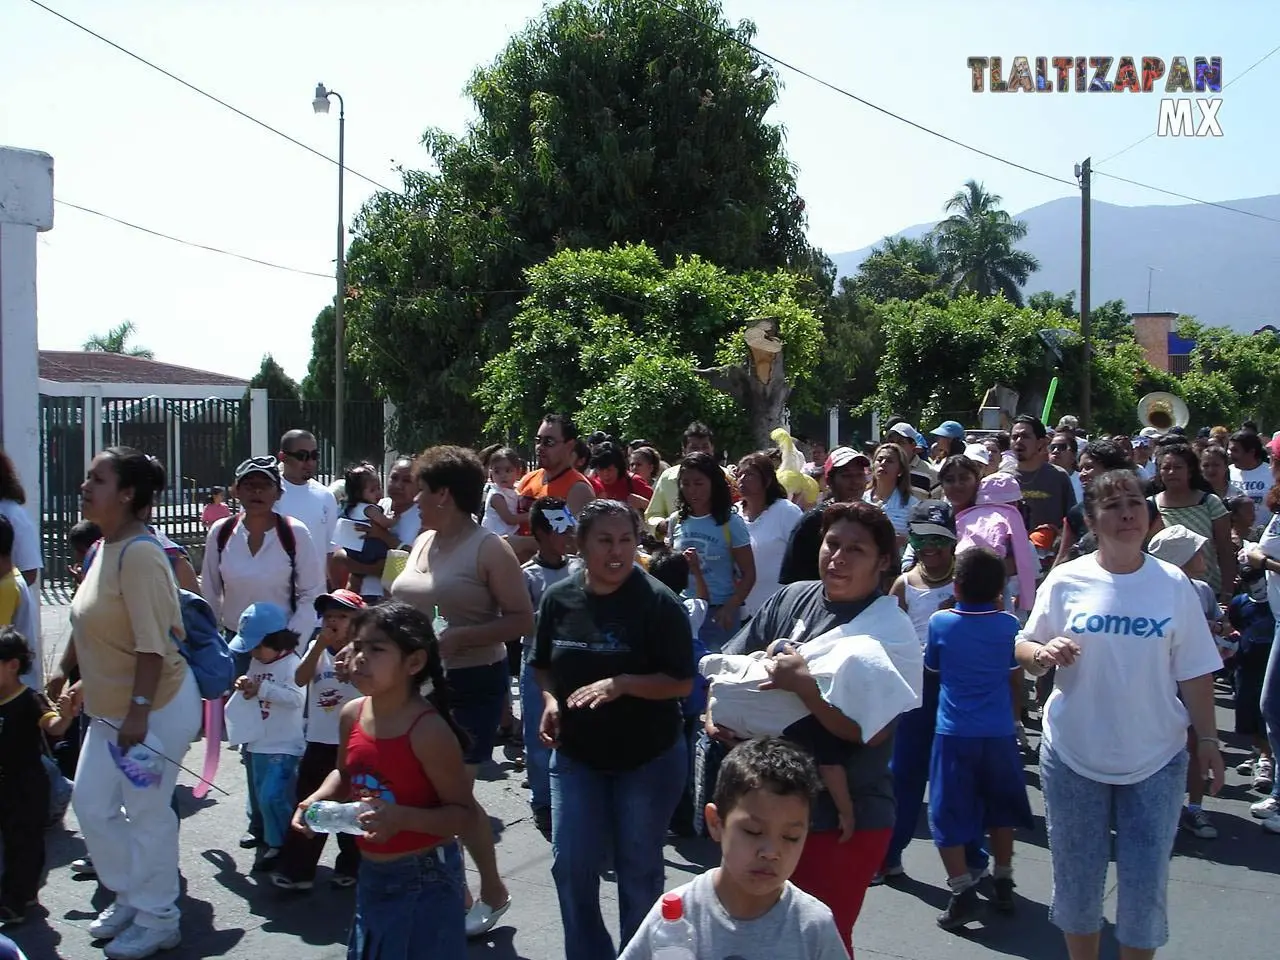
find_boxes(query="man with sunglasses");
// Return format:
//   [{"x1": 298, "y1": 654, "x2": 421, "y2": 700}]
[
  {"x1": 275, "y1": 430, "x2": 338, "y2": 587},
  {"x1": 512, "y1": 414, "x2": 594, "y2": 549}
]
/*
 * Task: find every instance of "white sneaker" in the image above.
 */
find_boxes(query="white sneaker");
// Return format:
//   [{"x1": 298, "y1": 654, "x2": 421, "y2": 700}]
[
  {"x1": 1263, "y1": 815, "x2": 1280, "y2": 835},
  {"x1": 1236, "y1": 756, "x2": 1256, "y2": 776},
  {"x1": 1250, "y1": 796, "x2": 1280, "y2": 819},
  {"x1": 1254, "y1": 756, "x2": 1275, "y2": 792},
  {"x1": 88, "y1": 903, "x2": 138, "y2": 940},
  {"x1": 103, "y1": 922, "x2": 181, "y2": 959}
]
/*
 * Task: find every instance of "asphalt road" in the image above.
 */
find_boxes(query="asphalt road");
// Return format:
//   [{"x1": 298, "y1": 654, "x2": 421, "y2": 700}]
[{"x1": 8, "y1": 608, "x2": 1278, "y2": 960}]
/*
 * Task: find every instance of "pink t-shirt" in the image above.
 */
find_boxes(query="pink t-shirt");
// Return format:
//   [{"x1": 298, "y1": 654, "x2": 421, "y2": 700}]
[{"x1": 202, "y1": 502, "x2": 232, "y2": 528}]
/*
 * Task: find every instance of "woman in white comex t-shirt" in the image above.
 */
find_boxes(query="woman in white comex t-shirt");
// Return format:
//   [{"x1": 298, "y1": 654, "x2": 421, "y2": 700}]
[{"x1": 1014, "y1": 469, "x2": 1224, "y2": 960}]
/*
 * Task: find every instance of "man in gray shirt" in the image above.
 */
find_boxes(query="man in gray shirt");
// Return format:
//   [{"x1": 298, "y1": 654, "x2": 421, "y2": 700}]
[{"x1": 1011, "y1": 415, "x2": 1077, "y2": 533}]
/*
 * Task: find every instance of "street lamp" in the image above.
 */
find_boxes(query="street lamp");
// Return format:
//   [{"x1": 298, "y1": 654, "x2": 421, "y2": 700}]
[{"x1": 313, "y1": 82, "x2": 346, "y2": 472}]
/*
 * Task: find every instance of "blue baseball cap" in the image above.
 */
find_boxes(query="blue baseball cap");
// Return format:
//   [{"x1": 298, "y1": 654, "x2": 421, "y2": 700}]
[
  {"x1": 930, "y1": 420, "x2": 965, "y2": 441},
  {"x1": 230, "y1": 602, "x2": 290, "y2": 654}
]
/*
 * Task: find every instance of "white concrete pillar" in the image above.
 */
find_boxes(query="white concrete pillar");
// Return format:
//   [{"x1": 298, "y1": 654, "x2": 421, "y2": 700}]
[{"x1": 249, "y1": 388, "x2": 270, "y2": 458}]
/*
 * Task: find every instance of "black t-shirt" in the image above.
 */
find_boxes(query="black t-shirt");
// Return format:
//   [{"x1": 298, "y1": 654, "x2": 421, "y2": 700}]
[
  {"x1": 778, "y1": 506, "x2": 825, "y2": 585},
  {"x1": 0, "y1": 687, "x2": 50, "y2": 775},
  {"x1": 532, "y1": 568, "x2": 693, "y2": 772},
  {"x1": 723, "y1": 581, "x2": 897, "y2": 832}
]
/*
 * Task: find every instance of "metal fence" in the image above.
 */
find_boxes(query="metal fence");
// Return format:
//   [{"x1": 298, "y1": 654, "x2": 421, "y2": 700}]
[{"x1": 266, "y1": 399, "x2": 387, "y2": 486}]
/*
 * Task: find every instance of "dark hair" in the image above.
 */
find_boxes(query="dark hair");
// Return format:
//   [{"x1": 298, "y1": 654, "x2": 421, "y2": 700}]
[
  {"x1": 540, "y1": 413, "x2": 580, "y2": 442},
  {"x1": 529, "y1": 496, "x2": 568, "y2": 537},
  {"x1": 713, "y1": 737, "x2": 821, "y2": 819},
  {"x1": 936, "y1": 436, "x2": 965, "y2": 458},
  {"x1": 259, "y1": 628, "x2": 301, "y2": 653},
  {"x1": 646, "y1": 548, "x2": 690, "y2": 594},
  {"x1": 938, "y1": 454, "x2": 981, "y2": 485},
  {"x1": 0, "y1": 451, "x2": 27, "y2": 504},
  {"x1": 0, "y1": 516, "x2": 12, "y2": 558},
  {"x1": 819, "y1": 501, "x2": 898, "y2": 561},
  {"x1": 1242, "y1": 420, "x2": 1259, "y2": 434},
  {"x1": 573, "y1": 439, "x2": 592, "y2": 468},
  {"x1": 992, "y1": 431, "x2": 1011, "y2": 452},
  {"x1": 415, "y1": 445, "x2": 486, "y2": 516},
  {"x1": 352, "y1": 601, "x2": 469, "y2": 750},
  {"x1": 1225, "y1": 494, "x2": 1254, "y2": 517},
  {"x1": 208, "y1": 486, "x2": 226, "y2": 503},
  {"x1": 103, "y1": 447, "x2": 167, "y2": 514},
  {"x1": 678, "y1": 452, "x2": 733, "y2": 525},
  {"x1": 589, "y1": 441, "x2": 627, "y2": 475},
  {"x1": 488, "y1": 447, "x2": 524, "y2": 473},
  {"x1": 737, "y1": 452, "x2": 787, "y2": 507},
  {"x1": 577, "y1": 499, "x2": 640, "y2": 542},
  {"x1": 1082, "y1": 469, "x2": 1147, "y2": 523},
  {"x1": 476, "y1": 443, "x2": 502, "y2": 467},
  {"x1": 1201, "y1": 444, "x2": 1229, "y2": 467},
  {"x1": 953, "y1": 547, "x2": 1006, "y2": 605},
  {"x1": 1012, "y1": 415, "x2": 1047, "y2": 440},
  {"x1": 629, "y1": 446, "x2": 660, "y2": 475},
  {"x1": 342, "y1": 463, "x2": 380, "y2": 508},
  {"x1": 1267, "y1": 484, "x2": 1280, "y2": 515},
  {"x1": 1154, "y1": 443, "x2": 1212, "y2": 494},
  {"x1": 1079, "y1": 439, "x2": 1132, "y2": 472},
  {"x1": 683, "y1": 421, "x2": 714, "y2": 446},
  {"x1": 279, "y1": 429, "x2": 316, "y2": 453},
  {"x1": 69, "y1": 519, "x2": 102, "y2": 555},
  {"x1": 0, "y1": 625, "x2": 33, "y2": 675},
  {"x1": 1230, "y1": 430, "x2": 1268, "y2": 464}
]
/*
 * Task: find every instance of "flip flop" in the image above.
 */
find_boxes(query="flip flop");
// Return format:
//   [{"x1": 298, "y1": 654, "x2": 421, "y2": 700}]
[{"x1": 465, "y1": 897, "x2": 512, "y2": 938}]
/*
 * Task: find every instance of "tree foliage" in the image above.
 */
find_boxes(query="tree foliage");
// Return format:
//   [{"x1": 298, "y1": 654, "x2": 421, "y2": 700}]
[
  {"x1": 343, "y1": 0, "x2": 815, "y2": 449},
  {"x1": 850, "y1": 236, "x2": 943, "y2": 304},
  {"x1": 477, "y1": 244, "x2": 821, "y2": 454},
  {"x1": 1176, "y1": 319, "x2": 1280, "y2": 427},
  {"x1": 82, "y1": 320, "x2": 154, "y2": 359},
  {"x1": 248, "y1": 354, "x2": 301, "y2": 402},
  {"x1": 299, "y1": 305, "x2": 378, "y2": 402},
  {"x1": 934, "y1": 180, "x2": 1039, "y2": 306},
  {"x1": 1026, "y1": 291, "x2": 1134, "y2": 346}
]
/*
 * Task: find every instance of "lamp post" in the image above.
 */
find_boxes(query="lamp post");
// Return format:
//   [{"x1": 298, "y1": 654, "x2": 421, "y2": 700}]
[{"x1": 313, "y1": 82, "x2": 346, "y2": 472}]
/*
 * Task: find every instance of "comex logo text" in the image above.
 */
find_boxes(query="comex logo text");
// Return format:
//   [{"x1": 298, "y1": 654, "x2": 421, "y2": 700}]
[
  {"x1": 967, "y1": 55, "x2": 1223, "y2": 138},
  {"x1": 1067, "y1": 612, "x2": 1172, "y2": 638}
]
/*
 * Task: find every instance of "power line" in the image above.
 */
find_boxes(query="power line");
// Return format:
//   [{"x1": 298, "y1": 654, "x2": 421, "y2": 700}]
[
  {"x1": 649, "y1": 0, "x2": 1077, "y2": 189},
  {"x1": 54, "y1": 200, "x2": 336, "y2": 278},
  {"x1": 1097, "y1": 41, "x2": 1280, "y2": 166},
  {"x1": 1089, "y1": 172, "x2": 1280, "y2": 224},
  {"x1": 25, "y1": 0, "x2": 403, "y2": 196}
]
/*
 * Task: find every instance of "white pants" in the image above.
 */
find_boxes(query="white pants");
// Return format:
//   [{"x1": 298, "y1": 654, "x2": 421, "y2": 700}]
[{"x1": 73, "y1": 669, "x2": 201, "y2": 930}]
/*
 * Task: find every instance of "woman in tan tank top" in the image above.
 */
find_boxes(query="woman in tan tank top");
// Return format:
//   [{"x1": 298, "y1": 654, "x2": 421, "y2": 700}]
[{"x1": 390, "y1": 445, "x2": 534, "y2": 937}]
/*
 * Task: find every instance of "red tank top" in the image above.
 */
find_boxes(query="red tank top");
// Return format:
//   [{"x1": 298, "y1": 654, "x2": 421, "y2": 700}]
[{"x1": 345, "y1": 701, "x2": 444, "y2": 855}]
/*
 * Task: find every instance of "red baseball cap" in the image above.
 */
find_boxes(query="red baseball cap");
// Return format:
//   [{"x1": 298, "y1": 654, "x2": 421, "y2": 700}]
[{"x1": 314, "y1": 589, "x2": 366, "y2": 615}]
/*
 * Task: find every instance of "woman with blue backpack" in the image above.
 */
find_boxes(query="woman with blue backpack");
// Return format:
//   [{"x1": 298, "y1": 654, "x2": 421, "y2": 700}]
[{"x1": 57, "y1": 447, "x2": 203, "y2": 959}]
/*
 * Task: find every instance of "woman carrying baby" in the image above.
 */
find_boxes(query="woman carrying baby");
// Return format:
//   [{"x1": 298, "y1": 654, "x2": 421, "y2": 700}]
[{"x1": 706, "y1": 501, "x2": 923, "y2": 956}]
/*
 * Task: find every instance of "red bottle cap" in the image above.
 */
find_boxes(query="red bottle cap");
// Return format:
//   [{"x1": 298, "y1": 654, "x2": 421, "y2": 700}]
[{"x1": 660, "y1": 892, "x2": 683, "y2": 921}]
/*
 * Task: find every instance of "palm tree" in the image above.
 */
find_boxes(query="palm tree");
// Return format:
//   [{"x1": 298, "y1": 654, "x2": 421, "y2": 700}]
[
  {"x1": 82, "y1": 321, "x2": 155, "y2": 359},
  {"x1": 933, "y1": 180, "x2": 1040, "y2": 306}
]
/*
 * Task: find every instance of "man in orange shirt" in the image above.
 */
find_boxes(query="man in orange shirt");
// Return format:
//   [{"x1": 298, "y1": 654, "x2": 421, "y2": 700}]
[{"x1": 510, "y1": 414, "x2": 595, "y2": 558}]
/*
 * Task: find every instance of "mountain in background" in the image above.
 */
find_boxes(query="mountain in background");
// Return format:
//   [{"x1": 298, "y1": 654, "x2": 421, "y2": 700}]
[{"x1": 831, "y1": 193, "x2": 1280, "y2": 332}]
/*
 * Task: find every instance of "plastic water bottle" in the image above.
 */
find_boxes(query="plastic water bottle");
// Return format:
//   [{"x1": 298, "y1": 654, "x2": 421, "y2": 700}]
[
  {"x1": 304, "y1": 800, "x2": 372, "y2": 835},
  {"x1": 650, "y1": 892, "x2": 695, "y2": 959},
  {"x1": 432, "y1": 605, "x2": 449, "y2": 639}
]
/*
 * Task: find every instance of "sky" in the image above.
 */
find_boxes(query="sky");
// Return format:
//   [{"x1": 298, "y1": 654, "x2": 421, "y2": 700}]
[{"x1": 4, "y1": 0, "x2": 1277, "y2": 383}]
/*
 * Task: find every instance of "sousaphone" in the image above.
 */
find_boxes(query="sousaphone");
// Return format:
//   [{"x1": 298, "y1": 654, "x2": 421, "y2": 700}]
[{"x1": 1137, "y1": 392, "x2": 1189, "y2": 432}]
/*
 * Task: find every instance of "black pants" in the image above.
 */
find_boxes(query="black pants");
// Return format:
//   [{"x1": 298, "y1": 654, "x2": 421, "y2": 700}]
[
  {"x1": 0, "y1": 764, "x2": 50, "y2": 908},
  {"x1": 276, "y1": 742, "x2": 360, "y2": 882}
]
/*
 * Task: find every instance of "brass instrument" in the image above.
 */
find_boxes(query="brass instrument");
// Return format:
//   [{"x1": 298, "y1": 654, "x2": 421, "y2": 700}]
[{"x1": 1137, "y1": 392, "x2": 1189, "y2": 432}]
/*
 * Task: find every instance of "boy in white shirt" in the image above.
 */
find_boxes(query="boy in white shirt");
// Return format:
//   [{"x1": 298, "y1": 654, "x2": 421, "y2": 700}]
[
  {"x1": 228, "y1": 603, "x2": 306, "y2": 873},
  {"x1": 272, "y1": 589, "x2": 366, "y2": 891}
]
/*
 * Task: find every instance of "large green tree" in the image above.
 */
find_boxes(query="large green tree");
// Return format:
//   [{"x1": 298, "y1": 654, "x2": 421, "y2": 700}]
[
  {"x1": 850, "y1": 235, "x2": 943, "y2": 304},
  {"x1": 477, "y1": 244, "x2": 821, "y2": 453},
  {"x1": 343, "y1": 0, "x2": 816, "y2": 448},
  {"x1": 82, "y1": 320, "x2": 154, "y2": 359},
  {"x1": 299, "y1": 305, "x2": 378, "y2": 402},
  {"x1": 934, "y1": 180, "x2": 1039, "y2": 306},
  {"x1": 1177, "y1": 318, "x2": 1280, "y2": 427}
]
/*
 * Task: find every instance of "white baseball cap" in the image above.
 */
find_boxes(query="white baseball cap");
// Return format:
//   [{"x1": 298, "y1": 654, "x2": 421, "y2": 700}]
[{"x1": 1147, "y1": 524, "x2": 1209, "y2": 568}]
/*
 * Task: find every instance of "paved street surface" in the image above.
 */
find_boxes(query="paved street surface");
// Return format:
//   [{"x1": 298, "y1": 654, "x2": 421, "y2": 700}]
[{"x1": 10, "y1": 603, "x2": 1279, "y2": 959}]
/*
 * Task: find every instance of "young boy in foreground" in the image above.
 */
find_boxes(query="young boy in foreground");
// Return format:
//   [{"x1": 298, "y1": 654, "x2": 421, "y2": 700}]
[{"x1": 620, "y1": 737, "x2": 848, "y2": 959}]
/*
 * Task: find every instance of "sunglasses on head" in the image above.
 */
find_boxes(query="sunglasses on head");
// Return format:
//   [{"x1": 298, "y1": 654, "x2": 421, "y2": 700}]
[
  {"x1": 284, "y1": 449, "x2": 320, "y2": 462},
  {"x1": 236, "y1": 456, "x2": 280, "y2": 479}
]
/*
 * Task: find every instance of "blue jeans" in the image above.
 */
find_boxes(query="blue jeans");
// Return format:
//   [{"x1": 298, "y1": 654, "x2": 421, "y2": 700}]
[
  {"x1": 1263, "y1": 624, "x2": 1280, "y2": 800},
  {"x1": 521, "y1": 660, "x2": 551, "y2": 811},
  {"x1": 699, "y1": 606, "x2": 736, "y2": 654},
  {"x1": 551, "y1": 736, "x2": 687, "y2": 960},
  {"x1": 1041, "y1": 744, "x2": 1187, "y2": 950},
  {"x1": 447, "y1": 661, "x2": 509, "y2": 766},
  {"x1": 885, "y1": 672, "x2": 988, "y2": 872},
  {"x1": 247, "y1": 753, "x2": 300, "y2": 849},
  {"x1": 347, "y1": 843, "x2": 465, "y2": 960}
]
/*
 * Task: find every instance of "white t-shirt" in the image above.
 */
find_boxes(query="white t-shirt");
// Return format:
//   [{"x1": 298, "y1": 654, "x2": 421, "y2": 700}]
[
  {"x1": 358, "y1": 499, "x2": 423, "y2": 599},
  {"x1": 683, "y1": 596, "x2": 709, "y2": 638},
  {"x1": 1019, "y1": 553, "x2": 1221, "y2": 784},
  {"x1": 0, "y1": 499, "x2": 42, "y2": 575},
  {"x1": 739, "y1": 498, "x2": 804, "y2": 617},
  {"x1": 480, "y1": 487, "x2": 520, "y2": 537},
  {"x1": 304, "y1": 640, "x2": 361, "y2": 745},
  {"x1": 276, "y1": 479, "x2": 338, "y2": 557},
  {"x1": 242, "y1": 651, "x2": 306, "y2": 756},
  {"x1": 1258, "y1": 512, "x2": 1280, "y2": 612},
  {"x1": 1230, "y1": 462, "x2": 1273, "y2": 530}
]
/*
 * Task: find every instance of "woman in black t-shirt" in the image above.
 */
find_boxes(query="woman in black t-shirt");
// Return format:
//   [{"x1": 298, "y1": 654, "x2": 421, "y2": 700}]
[{"x1": 531, "y1": 500, "x2": 694, "y2": 960}]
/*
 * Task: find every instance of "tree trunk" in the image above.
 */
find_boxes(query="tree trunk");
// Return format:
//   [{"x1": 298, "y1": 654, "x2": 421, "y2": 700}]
[{"x1": 695, "y1": 318, "x2": 790, "y2": 450}]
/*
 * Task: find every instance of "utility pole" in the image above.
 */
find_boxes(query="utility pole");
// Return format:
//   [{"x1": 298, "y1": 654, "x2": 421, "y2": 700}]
[{"x1": 1077, "y1": 158, "x2": 1092, "y2": 432}]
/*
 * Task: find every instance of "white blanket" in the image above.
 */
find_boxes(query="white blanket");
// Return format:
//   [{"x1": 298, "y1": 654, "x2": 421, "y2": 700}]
[{"x1": 700, "y1": 595, "x2": 923, "y2": 742}]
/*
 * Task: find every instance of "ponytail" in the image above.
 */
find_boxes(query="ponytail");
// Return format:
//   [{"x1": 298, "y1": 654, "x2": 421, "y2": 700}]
[{"x1": 424, "y1": 652, "x2": 471, "y2": 752}]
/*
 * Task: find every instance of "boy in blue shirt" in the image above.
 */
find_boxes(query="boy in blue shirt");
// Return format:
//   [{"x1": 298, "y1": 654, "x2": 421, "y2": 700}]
[{"x1": 925, "y1": 547, "x2": 1032, "y2": 930}]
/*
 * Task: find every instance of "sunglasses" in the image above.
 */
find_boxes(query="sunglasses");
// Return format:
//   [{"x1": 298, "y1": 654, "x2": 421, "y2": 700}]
[
  {"x1": 908, "y1": 534, "x2": 955, "y2": 549},
  {"x1": 284, "y1": 449, "x2": 320, "y2": 462},
  {"x1": 1048, "y1": 444, "x2": 1072, "y2": 452}
]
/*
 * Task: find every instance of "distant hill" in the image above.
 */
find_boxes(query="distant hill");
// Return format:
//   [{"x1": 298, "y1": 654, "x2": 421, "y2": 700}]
[{"x1": 830, "y1": 194, "x2": 1280, "y2": 332}]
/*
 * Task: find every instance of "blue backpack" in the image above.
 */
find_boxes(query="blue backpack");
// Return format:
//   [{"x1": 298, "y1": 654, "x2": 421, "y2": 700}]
[{"x1": 87, "y1": 534, "x2": 236, "y2": 700}]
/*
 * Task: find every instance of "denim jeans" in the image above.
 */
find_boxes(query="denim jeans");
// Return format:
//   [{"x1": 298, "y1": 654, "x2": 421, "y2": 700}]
[
  {"x1": 1262, "y1": 624, "x2": 1280, "y2": 801},
  {"x1": 520, "y1": 660, "x2": 551, "y2": 811},
  {"x1": 551, "y1": 735, "x2": 687, "y2": 960},
  {"x1": 347, "y1": 843, "x2": 465, "y2": 960},
  {"x1": 1041, "y1": 744, "x2": 1187, "y2": 950},
  {"x1": 247, "y1": 752, "x2": 300, "y2": 849}
]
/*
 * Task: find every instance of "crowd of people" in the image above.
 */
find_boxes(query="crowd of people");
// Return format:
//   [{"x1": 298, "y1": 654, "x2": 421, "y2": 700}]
[{"x1": 0, "y1": 406, "x2": 1276, "y2": 960}]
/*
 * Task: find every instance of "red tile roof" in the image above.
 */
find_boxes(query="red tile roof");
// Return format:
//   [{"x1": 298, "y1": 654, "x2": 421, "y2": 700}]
[{"x1": 39, "y1": 351, "x2": 248, "y2": 387}]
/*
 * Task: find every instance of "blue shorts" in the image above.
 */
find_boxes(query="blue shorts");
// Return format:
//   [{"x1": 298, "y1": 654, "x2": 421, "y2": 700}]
[
  {"x1": 446, "y1": 661, "x2": 510, "y2": 766},
  {"x1": 928, "y1": 734, "x2": 1033, "y2": 848}
]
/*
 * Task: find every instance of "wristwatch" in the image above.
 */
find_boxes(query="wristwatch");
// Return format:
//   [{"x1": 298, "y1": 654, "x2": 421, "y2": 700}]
[{"x1": 131, "y1": 695, "x2": 152, "y2": 708}]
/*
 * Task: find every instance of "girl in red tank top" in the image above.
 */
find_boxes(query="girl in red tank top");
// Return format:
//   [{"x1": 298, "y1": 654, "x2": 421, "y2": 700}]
[{"x1": 291, "y1": 601, "x2": 474, "y2": 958}]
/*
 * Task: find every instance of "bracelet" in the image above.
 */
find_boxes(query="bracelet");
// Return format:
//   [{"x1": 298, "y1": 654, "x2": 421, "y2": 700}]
[{"x1": 1197, "y1": 736, "x2": 1220, "y2": 746}]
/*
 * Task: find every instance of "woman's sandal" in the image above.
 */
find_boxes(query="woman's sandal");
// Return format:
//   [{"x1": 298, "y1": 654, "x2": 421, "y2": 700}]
[{"x1": 464, "y1": 897, "x2": 512, "y2": 938}]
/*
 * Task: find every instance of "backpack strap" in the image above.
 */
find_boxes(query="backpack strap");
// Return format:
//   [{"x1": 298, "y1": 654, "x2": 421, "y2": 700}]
[
  {"x1": 82, "y1": 538, "x2": 103, "y2": 576},
  {"x1": 274, "y1": 514, "x2": 298, "y2": 614},
  {"x1": 215, "y1": 515, "x2": 239, "y2": 555}
]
